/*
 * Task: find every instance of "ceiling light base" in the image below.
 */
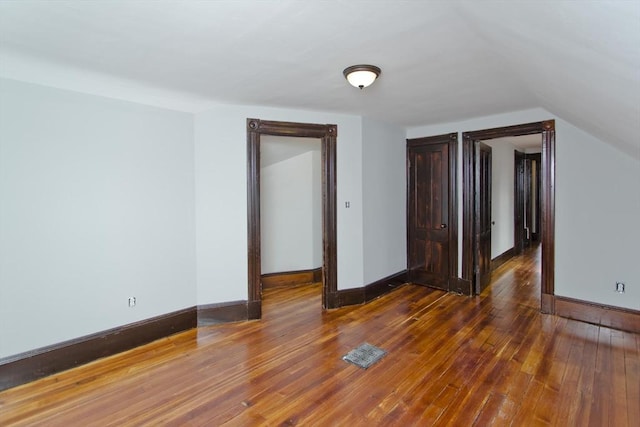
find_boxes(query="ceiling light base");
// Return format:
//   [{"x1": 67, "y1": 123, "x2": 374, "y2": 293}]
[{"x1": 343, "y1": 64, "x2": 381, "y2": 89}]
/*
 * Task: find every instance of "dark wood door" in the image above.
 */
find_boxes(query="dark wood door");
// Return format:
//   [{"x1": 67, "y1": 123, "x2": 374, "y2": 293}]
[
  {"x1": 407, "y1": 138, "x2": 450, "y2": 290},
  {"x1": 474, "y1": 141, "x2": 492, "y2": 293},
  {"x1": 523, "y1": 157, "x2": 532, "y2": 247},
  {"x1": 514, "y1": 150, "x2": 526, "y2": 255},
  {"x1": 528, "y1": 153, "x2": 542, "y2": 242}
]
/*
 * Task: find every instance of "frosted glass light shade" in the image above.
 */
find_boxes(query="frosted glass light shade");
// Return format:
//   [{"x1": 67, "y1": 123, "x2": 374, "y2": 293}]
[{"x1": 343, "y1": 65, "x2": 381, "y2": 89}]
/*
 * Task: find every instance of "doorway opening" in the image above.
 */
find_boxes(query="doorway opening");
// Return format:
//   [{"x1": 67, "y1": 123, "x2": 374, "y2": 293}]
[
  {"x1": 480, "y1": 135, "x2": 543, "y2": 267},
  {"x1": 462, "y1": 120, "x2": 555, "y2": 313},
  {"x1": 478, "y1": 135, "x2": 543, "y2": 297},
  {"x1": 514, "y1": 145, "x2": 542, "y2": 254},
  {"x1": 247, "y1": 119, "x2": 337, "y2": 319},
  {"x1": 260, "y1": 135, "x2": 322, "y2": 293}
]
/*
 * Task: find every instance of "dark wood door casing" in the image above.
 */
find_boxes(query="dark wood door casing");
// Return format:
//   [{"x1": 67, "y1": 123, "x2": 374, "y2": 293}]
[
  {"x1": 462, "y1": 120, "x2": 555, "y2": 313},
  {"x1": 474, "y1": 141, "x2": 492, "y2": 294},
  {"x1": 515, "y1": 151, "x2": 542, "y2": 253},
  {"x1": 523, "y1": 157, "x2": 533, "y2": 247},
  {"x1": 514, "y1": 150, "x2": 526, "y2": 255},
  {"x1": 406, "y1": 133, "x2": 459, "y2": 293},
  {"x1": 247, "y1": 119, "x2": 337, "y2": 318},
  {"x1": 528, "y1": 153, "x2": 542, "y2": 242}
]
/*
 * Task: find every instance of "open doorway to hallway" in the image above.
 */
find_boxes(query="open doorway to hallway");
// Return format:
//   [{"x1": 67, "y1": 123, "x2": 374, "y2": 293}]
[
  {"x1": 481, "y1": 135, "x2": 542, "y2": 303},
  {"x1": 246, "y1": 119, "x2": 338, "y2": 319},
  {"x1": 260, "y1": 136, "x2": 323, "y2": 307},
  {"x1": 483, "y1": 135, "x2": 542, "y2": 266},
  {"x1": 462, "y1": 120, "x2": 555, "y2": 314}
]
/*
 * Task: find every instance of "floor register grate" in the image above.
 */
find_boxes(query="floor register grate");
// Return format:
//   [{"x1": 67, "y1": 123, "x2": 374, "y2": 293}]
[{"x1": 342, "y1": 343, "x2": 387, "y2": 369}]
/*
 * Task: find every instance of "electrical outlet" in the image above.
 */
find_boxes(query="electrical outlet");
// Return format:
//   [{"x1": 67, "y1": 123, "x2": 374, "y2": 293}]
[
  {"x1": 615, "y1": 282, "x2": 625, "y2": 293},
  {"x1": 128, "y1": 296, "x2": 136, "y2": 307}
]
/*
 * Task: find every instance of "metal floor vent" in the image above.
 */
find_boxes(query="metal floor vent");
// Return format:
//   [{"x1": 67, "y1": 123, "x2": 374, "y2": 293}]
[{"x1": 342, "y1": 343, "x2": 387, "y2": 369}]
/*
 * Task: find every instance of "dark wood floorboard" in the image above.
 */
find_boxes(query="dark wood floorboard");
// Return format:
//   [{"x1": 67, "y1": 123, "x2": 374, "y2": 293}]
[{"x1": 0, "y1": 245, "x2": 638, "y2": 426}]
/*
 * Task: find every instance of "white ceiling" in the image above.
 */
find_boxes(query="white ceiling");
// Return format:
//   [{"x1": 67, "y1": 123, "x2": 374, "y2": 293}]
[{"x1": 0, "y1": 1, "x2": 638, "y2": 159}]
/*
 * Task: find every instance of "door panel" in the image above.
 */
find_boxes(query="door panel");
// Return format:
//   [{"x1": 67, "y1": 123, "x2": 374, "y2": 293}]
[
  {"x1": 474, "y1": 141, "x2": 492, "y2": 293},
  {"x1": 407, "y1": 139, "x2": 450, "y2": 290},
  {"x1": 523, "y1": 158, "x2": 532, "y2": 247},
  {"x1": 529, "y1": 153, "x2": 542, "y2": 242}
]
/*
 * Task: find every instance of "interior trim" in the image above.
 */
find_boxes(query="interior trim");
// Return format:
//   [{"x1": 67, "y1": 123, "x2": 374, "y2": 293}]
[
  {"x1": 491, "y1": 247, "x2": 515, "y2": 271},
  {"x1": 462, "y1": 120, "x2": 555, "y2": 313},
  {"x1": 555, "y1": 296, "x2": 640, "y2": 334},
  {"x1": 261, "y1": 268, "x2": 322, "y2": 289},
  {"x1": 247, "y1": 119, "x2": 338, "y2": 313},
  {"x1": 327, "y1": 270, "x2": 408, "y2": 308},
  {"x1": 0, "y1": 306, "x2": 197, "y2": 391},
  {"x1": 197, "y1": 301, "x2": 249, "y2": 326}
]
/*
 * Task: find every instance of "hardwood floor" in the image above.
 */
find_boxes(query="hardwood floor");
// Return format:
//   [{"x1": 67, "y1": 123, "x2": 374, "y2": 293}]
[{"x1": 1, "y1": 245, "x2": 638, "y2": 426}]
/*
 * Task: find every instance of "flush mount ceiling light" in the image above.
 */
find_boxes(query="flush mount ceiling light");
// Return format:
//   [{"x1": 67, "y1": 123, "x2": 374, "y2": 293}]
[{"x1": 343, "y1": 64, "x2": 381, "y2": 89}]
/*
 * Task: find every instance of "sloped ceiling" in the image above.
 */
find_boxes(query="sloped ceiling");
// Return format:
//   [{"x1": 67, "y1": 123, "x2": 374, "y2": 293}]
[{"x1": 0, "y1": 1, "x2": 638, "y2": 158}]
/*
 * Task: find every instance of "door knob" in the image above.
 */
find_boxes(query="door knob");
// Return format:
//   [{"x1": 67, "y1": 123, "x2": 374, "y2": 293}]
[{"x1": 440, "y1": 224, "x2": 447, "y2": 229}]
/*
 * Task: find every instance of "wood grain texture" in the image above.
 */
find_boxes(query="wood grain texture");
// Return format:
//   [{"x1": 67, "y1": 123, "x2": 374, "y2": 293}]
[
  {"x1": 197, "y1": 301, "x2": 248, "y2": 326},
  {"x1": 329, "y1": 270, "x2": 407, "y2": 307},
  {"x1": 0, "y1": 306, "x2": 196, "y2": 391},
  {"x1": 555, "y1": 296, "x2": 640, "y2": 334},
  {"x1": 540, "y1": 120, "x2": 556, "y2": 311},
  {"x1": 514, "y1": 149, "x2": 526, "y2": 255},
  {"x1": 261, "y1": 268, "x2": 322, "y2": 289},
  {"x1": 1, "y1": 245, "x2": 637, "y2": 426},
  {"x1": 474, "y1": 140, "x2": 492, "y2": 293},
  {"x1": 246, "y1": 118, "x2": 338, "y2": 313},
  {"x1": 461, "y1": 120, "x2": 555, "y2": 309},
  {"x1": 406, "y1": 133, "x2": 457, "y2": 292},
  {"x1": 491, "y1": 247, "x2": 515, "y2": 271}
]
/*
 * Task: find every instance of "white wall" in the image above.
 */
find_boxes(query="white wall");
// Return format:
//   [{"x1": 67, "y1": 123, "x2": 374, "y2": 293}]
[
  {"x1": 554, "y1": 120, "x2": 639, "y2": 309},
  {"x1": 311, "y1": 150, "x2": 322, "y2": 267},
  {"x1": 483, "y1": 140, "x2": 516, "y2": 258},
  {"x1": 194, "y1": 105, "x2": 365, "y2": 306},
  {"x1": 261, "y1": 150, "x2": 322, "y2": 274},
  {"x1": 407, "y1": 108, "x2": 640, "y2": 310},
  {"x1": 362, "y1": 117, "x2": 407, "y2": 283},
  {"x1": 0, "y1": 80, "x2": 409, "y2": 357},
  {"x1": 0, "y1": 78, "x2": 196, "y2": 358}
]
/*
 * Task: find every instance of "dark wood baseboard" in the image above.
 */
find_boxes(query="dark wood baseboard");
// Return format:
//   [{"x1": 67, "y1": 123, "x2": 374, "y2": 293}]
[
  {"x1": 247, "y1": 300, "x2": 261, "y2": 320},
  {"x1": 365, "y1": 270, "x2": 407, "y2": 301},
  {"x1": 0, "y1": 306, "x2": 197, "y2": 392},
  {"x1": 328, "y1": 287, "x2": 363, "y2": 308},
  {"x1": 261, "y1": 267, "x2": 322, "y2": 289},
  {"x1": 555, "y1": 296, "x2": 640, "y2": 334},
  {"x1": 0, "y1": 299, "x2": 263, "y2": 391},
  {"x1": 450, "y1": 277, "x2": 472, "y2": 296},
  {"x1": 197, "y1": 301, "x2": 250, "y2": 326},
  {"x1": 313, "y1": 268, "x2": 322, "y2": 283},
  {"x1": 491, "y1": 247, "x2": 515, "y2": 271},
  {"x1": 541, "y1": 292, "x2": 555, "y2": 314},
  {"x1": 327, "y1": 270, "x2": 408, "y2": 308}
]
